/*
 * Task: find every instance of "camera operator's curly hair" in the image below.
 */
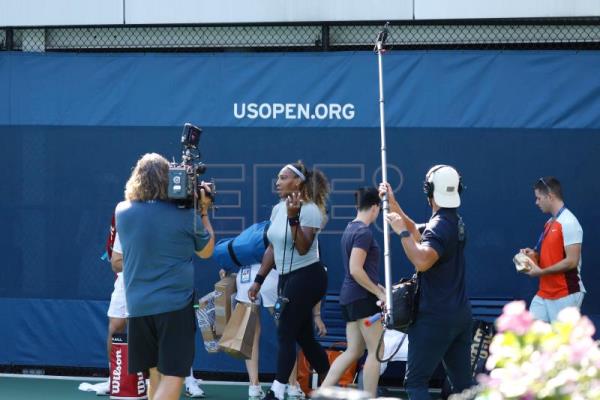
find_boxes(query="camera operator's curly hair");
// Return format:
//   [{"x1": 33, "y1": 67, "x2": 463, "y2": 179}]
[
  {"x1": 125, "y1": 153, "x2": 169, "y2": 202},
  {"x1": 290, "y1": 161, "x2": 330, "y2": 217}
]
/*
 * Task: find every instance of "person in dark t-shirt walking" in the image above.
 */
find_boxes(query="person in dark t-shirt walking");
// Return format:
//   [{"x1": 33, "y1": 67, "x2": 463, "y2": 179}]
[{"x1": 321, "y1": 187, "x2": 384, "y2": 397}]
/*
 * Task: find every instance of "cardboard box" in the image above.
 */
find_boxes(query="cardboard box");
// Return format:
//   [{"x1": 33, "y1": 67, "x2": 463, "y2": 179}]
[{"x1": 214, "y1": 274, "x2": 236, "y2": 336}]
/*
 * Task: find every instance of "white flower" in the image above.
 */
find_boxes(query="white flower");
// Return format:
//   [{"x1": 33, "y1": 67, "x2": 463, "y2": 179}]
[
  {"x1": 503, "y1": 300, "x2": 527, "y2": 315},
  {"x1": 571, "y1": 315, "x2": 596, "y2": 341},
  {"x1": 529, "y1": 320, "x2": 552, "y2": 335},
  {"x1": 557, "y1": 307, "x2": 581, "y2": 325}
]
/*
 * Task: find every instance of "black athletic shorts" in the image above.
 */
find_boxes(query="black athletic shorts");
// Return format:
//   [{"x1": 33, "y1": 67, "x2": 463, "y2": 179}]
[
  {"x1": 341, "y1": 294, "x2": 380, "y2": 322},
  {"x1": 127, "y1": 300, "x2": 196, "y2": 377}
]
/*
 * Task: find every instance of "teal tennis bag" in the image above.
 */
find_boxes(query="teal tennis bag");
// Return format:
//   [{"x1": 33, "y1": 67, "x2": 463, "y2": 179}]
[{"x1": 214, "y1": 221, "x2": 270, "y2": 272}]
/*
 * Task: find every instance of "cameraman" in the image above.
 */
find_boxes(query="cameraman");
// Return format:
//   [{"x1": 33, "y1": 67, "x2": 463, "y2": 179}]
[
  {"x1": 380, "y1": 165, "x2": 472, "y2": 400},
  {"x1": 115, "y1": 153, "x2": 214, "y2": 400}
]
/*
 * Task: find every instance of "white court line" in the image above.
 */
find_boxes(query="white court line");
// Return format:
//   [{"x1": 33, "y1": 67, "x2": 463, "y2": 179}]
[
  {"x1": 0, "y1": 374, "x2": 103, "y2": 381},
  {"x1": 0, "y1": 373, "x2": 257, "y2": 386}
]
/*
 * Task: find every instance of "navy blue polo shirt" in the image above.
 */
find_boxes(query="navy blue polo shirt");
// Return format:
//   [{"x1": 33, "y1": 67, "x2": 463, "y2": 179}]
[{"x1": 418, "y1": 208, "x2": 470, "y2": 316}]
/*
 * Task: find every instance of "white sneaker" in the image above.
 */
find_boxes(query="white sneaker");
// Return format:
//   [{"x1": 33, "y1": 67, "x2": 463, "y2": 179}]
[
  {"x1": 286, "y1": 384, "x2": 306, "y2": 399},
  {"x1": 248, "y1": 384, "x2": 264, "y2": 398},
  {"x1": 95, "y1": 380, "x2": 110, "y2": 396},
  {"x1": 185, "y1": 379, "x2": 205, "y2": 398}
]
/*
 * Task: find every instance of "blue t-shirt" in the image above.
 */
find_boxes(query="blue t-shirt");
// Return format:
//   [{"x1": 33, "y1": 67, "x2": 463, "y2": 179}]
[
  {"x1": 339, "y1": 221, "x2": 380, "y2": 305},
  {"x1": 418, "y1": 208, "x2": 470, "y2": 316},
  {"x1": 115, "y1": 200, "x2": 210, "y2": 317}
]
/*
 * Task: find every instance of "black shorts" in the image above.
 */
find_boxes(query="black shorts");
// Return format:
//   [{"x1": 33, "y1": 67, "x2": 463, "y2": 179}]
[
  {"x1": 127, "y1": 301, "x2": 196, "y2": 377},
  {"x1": 341, "y1": 294, "x2": 380, "y2": 322}
]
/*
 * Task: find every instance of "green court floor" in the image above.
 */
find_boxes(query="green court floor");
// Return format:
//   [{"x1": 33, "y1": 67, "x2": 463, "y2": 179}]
[
  {"x1": 0, "y1": 376, "x2": 439, "y2": 399},
  {"x1": 0, "y1": 376, "x2": 252, "y2": 400}
]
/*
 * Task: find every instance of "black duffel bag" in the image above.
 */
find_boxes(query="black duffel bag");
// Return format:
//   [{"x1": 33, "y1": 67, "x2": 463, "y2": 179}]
[{"x1": 387, "y1": 273, "x2": 420, "y2": 332}]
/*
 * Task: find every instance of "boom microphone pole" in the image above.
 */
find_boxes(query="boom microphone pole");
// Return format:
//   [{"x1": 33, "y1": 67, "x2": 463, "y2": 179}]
[{"x1": 374, "y1": 22, "x2": 394, "y2": 327}]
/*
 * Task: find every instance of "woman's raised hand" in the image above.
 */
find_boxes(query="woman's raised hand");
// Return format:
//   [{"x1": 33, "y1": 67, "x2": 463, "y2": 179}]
[{"x1": 286, "y1": 192, "x2": 303, "y2": 217}]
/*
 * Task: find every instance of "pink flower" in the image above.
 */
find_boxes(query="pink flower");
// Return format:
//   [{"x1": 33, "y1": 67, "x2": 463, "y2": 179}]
[
  {"x1": 496, "y1": 300, "x2": 534, "y2": 335},
  {"x1": 481, "y1": 300, "x2": 600, "y2": 399},
  {"x1": 571, "y1": 315, "x2": 596, "y2": 341},
  {"x1": 569, "y1": 337, "x2": 596, "y2": 364}
]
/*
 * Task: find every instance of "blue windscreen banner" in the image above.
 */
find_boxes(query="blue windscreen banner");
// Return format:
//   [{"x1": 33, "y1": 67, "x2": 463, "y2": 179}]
[
  {"x1": 0, "y1": 50, "x2": 599, "y2": 372},
  {"x1": 1, "y1": 51, "x2": 600, "y2": 129}
]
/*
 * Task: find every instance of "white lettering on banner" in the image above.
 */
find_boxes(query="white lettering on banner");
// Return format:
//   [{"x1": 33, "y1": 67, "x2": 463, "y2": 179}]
[
  {"x1": 208, "y1": 164, "x2": 246, "y2": 234},
  {"x1": 233, "y1": 103, "x2": 355, "y2": 121},
  {"x1": 259, "y1": 103, "x2": 271, "y2": 119},
  {"x1": 112, "y1": 348, "x2": 122, "y2": 393},
  {"x1": 137, "y1": 372, "x2": 146, "y2": 395},
  {"x1": 252, "y1": 163, "x2": 403, "y2": 235},
  {"x1": 314, "y1": 164, "x2": 364, "y2": 234},
  {"x1": 272, "y1": 103, "x2": 285, "y2": 119},
  {"x1": 285, "y1": 104, "x2": 296, "y2": 119},
  {"x1": 207, "y1": 163, "x2": 403, "y2": 235},
  {"x1": 298, "y1": 104, "x2": 310, "y2": 119},
  {"x1": 314, "y1": 104, "x2": 327, "y2": 120}
]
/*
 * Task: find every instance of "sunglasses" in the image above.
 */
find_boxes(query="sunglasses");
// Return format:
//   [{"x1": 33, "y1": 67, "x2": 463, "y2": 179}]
[{"x1": 538, "y1": 177, "x2": 552, "y2": 193}]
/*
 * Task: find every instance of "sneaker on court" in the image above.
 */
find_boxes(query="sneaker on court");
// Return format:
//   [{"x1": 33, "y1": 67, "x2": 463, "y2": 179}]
[
  {"x1": 185, "y1": 379, "x2": 205, "y2": 398},
  {"x1": 286, "y1": 384, "x2": 306, "y2": 399},
  {"x1": 249, "y1": 384, "x2": 264, "y2": 398},
  {"x1": 95, "y1": 380, "x2": 110, "y2": 396}
]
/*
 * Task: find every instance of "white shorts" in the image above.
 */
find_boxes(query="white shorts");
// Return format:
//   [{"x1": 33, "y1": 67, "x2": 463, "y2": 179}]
[
  {"x1": 530, "y1": 292, "x2": 584, "y2": 323},
  {"x1": 380, "y1": 329, "x2": 409, "y2": 375},
  {"x1": 107, "y1": 273, "x2": 128, "y2": 319},
  {"x1": 235, "y1": 264, "x2": 279, "y2": 308}
]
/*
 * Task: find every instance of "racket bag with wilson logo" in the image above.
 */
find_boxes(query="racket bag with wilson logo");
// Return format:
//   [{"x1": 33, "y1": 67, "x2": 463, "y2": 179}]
[{"x1": 110, "y1": 333, "x2": 147, "y2": 399}]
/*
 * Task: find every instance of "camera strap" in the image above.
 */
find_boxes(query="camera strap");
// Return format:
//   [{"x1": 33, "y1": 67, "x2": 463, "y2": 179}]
[
  {"x1": 194, "y1": 190, "x2": 199, "y2": 234},
  {"x1": 279, "y1": 208, "x2": 299, "y2": 297},
  {"x1": 457, "y1": 214, "x2": 467, "y2": 244},
  {"x1": 533, "y1": 206, "x2": 564, "y2": 253}
]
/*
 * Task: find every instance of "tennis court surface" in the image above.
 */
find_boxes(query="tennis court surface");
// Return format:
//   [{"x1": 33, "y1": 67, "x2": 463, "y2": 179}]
[{"x1": 0, "y1": 375, "x2": 437, "y2": 399}]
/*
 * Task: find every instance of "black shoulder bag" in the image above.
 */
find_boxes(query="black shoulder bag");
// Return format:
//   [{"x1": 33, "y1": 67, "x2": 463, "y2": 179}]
[{"x1": 387, "y1": 273, "x2": 420, "y2": 332}]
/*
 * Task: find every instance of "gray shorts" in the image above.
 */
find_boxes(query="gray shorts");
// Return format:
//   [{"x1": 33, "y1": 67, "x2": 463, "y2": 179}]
[{"x1": 529, "y1": 292, "x2": 584, "y2": 323}]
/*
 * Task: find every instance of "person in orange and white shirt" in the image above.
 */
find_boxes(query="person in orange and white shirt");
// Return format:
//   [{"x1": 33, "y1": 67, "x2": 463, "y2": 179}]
[{"x1": 520, "y1": 176, "x2": 585, "y2": 322}]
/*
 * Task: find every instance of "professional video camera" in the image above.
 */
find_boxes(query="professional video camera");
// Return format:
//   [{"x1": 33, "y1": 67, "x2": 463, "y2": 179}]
[{"x1": 168, "y1": 123, "x2": 215, "y2": 209}]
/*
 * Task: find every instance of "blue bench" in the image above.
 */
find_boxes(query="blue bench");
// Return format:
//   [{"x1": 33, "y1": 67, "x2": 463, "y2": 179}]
[
  {"x1": 319, "y1": 293, "x2": 348, "y2": 348},
  {"x1": 470, "y1": 297, "x2": 511, "y2": 322},
  {"x1": 321, "y1": 293, "x2": 510, "y2": 335}
]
